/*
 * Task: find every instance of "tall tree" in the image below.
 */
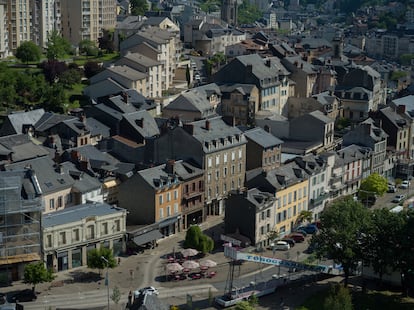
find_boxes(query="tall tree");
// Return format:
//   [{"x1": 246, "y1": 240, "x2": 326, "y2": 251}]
[
  {"x1": 87, "y1": 247, "x2": 117, "y2": 275},
  {"x1": 396, "y1": 209, "x2": 414, "y2": 296},
  {"x1": 46, "y1": 30, "x2": 71, "y2": 60},
  {"x1": 15, "y1": 41, "x2": 42, "y2": 64},
  {"x1": 184, "y1": 225, "x2": 214, "y2": 254},
  {"x1": 311, "y1": 196, "x2": 371, "y2": 285},
  {"x1": 98, "y1": 29, "x2": 115, "y2": 53},
  {"x1": 323, "y1": 284, "x2": 353, "y2": 310},
  {"x1": 130, "y1": 0, "x2": 149, "y2": 16},
  {"x1": 366, "y1": 208, "x2": 405, "y2": 286},
  {"x1": 358, "y1": 173, "x2": 388, "y2": 200},
  {"x1": 24, "y1": 262, "x2": 55, "y2": 293}
]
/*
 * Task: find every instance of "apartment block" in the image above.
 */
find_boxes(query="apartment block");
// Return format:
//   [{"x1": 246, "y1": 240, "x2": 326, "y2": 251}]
[
  {"x1": 31, "y1": 0, "x2": 61, "y2": 47},
  {"x1": 7, "y1": 0, "x2": 31, "y2": 51},
  {"x1": 60, "y1": 0, "x2": 116, "y2": 45}
]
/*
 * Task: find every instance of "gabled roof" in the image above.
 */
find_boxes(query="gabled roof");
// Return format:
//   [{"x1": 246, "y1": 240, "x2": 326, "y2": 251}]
[
  {"x1": 265, "y1": 161, "x2": 308, "y2": 190},
  {"x1": 107, "y1": 65, "x2": 147, "y2": 81},
  {"x1": 0, "y1": 134, "x2": 50, "y2": 162},
  {"x1": 121, "y1": 52, "x2": 161, "y2": 68},
  {"x1": 308, "y1": 110, "x2": 334, "y2": 124},
  {"x1": 235, "y1": 54, "x2": 277, "y2": 80},
  {"x1": 312, "y1": 91, "x2": 337, "y2": 106},
  {"x1": 243, "y1": 127, "x2": 283, "y2": 148},
  {"x1": 1, "y1": 109, "x2": 45, "y2": 135},
  {"x1": 68, "y1": 144, "x2": 120, "y2": 171},
  {"x1": 5, "y1": 156, "x2": 75, "y2": 194},
  {"x1": 122, "y1": 110, "x2": 160, "y2": 138},
  {"x1": 42, "y1": 203, "x2": 125, "y2": 228},
  {"x1": 137, "y1": 163, "x2": 180, "y2": 190},
  {"x1": 219, "y1": 83, "x2": 257, "y2": 94},
  {"x1": 35, "y1": 112, "x2": 76, "y2": 132},
  {"x1": 86, "y1": 118, "x2": 111, "y2": 138},
  {"x1": 380, "y1": 106, "x2": 409, "y2": 128}
]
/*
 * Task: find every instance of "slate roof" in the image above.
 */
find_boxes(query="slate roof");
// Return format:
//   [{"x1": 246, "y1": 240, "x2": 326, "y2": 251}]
[
  {"x1": 236, "y1": 54, "x2": 278, "y2": 80},
  {"x1": 122, "y1": 110, "x2": 160, "y2": 138},
  {"x1": 283, "y1": 55, "x2": 316, "y2": 74},
  {"x1": 86, "y1": 118, "x2": 111, "y2": 138},
  {"x1": 380, "y1": 106, "x2": 409, "y2": 128},
  {"x1": 5, "y1": 156, "x2": 75, "y2": 194},
  {"x1": 68, "y1": 144, "x2": 120, "y2": 170},
  {"x1": 244, "y1": 188, "x2": 275, "y2": 211},
  {"x1": 308, "y1": 110, "x2": 334, "y2": 124},
  {"x1": 108, "y1": 65, "x2": 147, "y2": 81},
  {"x1": 265, "y1": 161, "x2": 308, "y2": 190},
  {"x1": 0, "y1": 134, "x2": 50, "y2": 162},
  {"x1": 121, "y1": 52, "x2": 161, "y2": 68},
  {"x1": 243, "y1": 127, "x2": 283, "y2": 148},
  {"x1": 2, "y1": 109, "x2": 45, "y2": 135},
  {"x1": 190, "y1": 116, "x2": 246, "y2": 146},
  {"x1": 83, "y1": 78, "x2": 127, "y2": 100},
  {"x1": 219, "y1": 83, "x2": 256, "y2": 95},
  {"x1": 35, "y1": 112, "x2": 76, "y2": 132},
  {"x1": 312, "y1": 91, "x2": 337, "y2": 106},
  {"x1": 334, "y1": 144, "x2": 371, "y2": 167},
  {"x1": 61, "y1": 161, "x2": 102, "y2": 193},
  {"x1": 116, "y1": 15, "x2": 145, "y2": 30},
  {"x1": 171, "y1": 160, "x2": 204, "y2": 180},
  {"x1": 138, "y1": 163, "x2": 180, "y2": 190},
  {"x1": 42, "y1": 203, "x2": 125, "y2": 228},
  {"x1": 392, "y1": 95, "x2": 414, "y2": 115}
]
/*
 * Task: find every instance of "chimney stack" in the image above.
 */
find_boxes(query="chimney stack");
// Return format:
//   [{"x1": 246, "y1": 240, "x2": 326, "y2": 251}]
[
  {"x1": 265, "y1": 59, "x2": 271, "y2": 67},
  {"x1": 205, "y1": 120, "x2": 210, "y2": 130},
  {"x1": 165, "y1": 159, "x2": 175, "y2": 174},
  {"x1": 121, "y1": 92, "x2": 128, "y2": 104},
  {"x1": 397, "y1": 105, "x2": 406, "y2": 114}
]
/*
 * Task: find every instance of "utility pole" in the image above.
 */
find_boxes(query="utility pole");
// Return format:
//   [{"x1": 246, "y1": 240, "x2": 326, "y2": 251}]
[{"x1": 101, "y1": 256, "x2": 110, "y2": 310}]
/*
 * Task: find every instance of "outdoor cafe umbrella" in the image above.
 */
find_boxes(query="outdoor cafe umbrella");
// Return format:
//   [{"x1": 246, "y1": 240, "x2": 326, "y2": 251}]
[
  {"x1": 182, "y1": 260, "x2": 200, "y2": 270},
  {"x1": 181, "y1": 248, "x2": 198, "y2": 257},
  {"x1": 166, "y1": 262, "x2": 184, "y2": 273},
  {"x1": 199, "y1": 259, "x2": 217, "y2": 268}
]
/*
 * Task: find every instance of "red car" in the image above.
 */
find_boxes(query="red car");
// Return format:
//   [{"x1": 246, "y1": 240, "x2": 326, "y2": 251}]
[{"x1": 288, "y1": 233, "x2": 305, "y2": 243}]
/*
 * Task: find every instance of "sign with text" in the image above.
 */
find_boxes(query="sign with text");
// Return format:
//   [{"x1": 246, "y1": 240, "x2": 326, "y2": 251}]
[{"x1": 236, "y1": 252, "x2": 342, "y2": 275}]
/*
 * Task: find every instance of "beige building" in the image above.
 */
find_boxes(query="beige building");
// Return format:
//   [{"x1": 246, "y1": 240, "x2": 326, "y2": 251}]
[
  {"x1": 60, "y1": 0, "x2": 116, "y2": 45},
  {"x1": 42, "y1": 203, "x2": 127, "y2": 272},
  {"x1": 6, "y1": 0, "x2": 31, "y2": 51},
  {"x1": 0, "y1": 0, "x2": 9, "y2": 58}
]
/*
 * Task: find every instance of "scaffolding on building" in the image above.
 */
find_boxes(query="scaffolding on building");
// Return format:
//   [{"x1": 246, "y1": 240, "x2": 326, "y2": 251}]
[{"x1": 0, "y1": 170, "x2": 42, "y2": 283}]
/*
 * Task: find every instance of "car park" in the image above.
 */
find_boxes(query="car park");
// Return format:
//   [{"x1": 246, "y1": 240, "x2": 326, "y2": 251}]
[
  {"x1": 392, "y1": 194, "x2": 405, "y2": 203},
  {"x1": 273, "y1": 241, "x2": 290, "y2": 251},
  {"x1": 9, "y1": 289, "x2": 37, "y2": 302}
]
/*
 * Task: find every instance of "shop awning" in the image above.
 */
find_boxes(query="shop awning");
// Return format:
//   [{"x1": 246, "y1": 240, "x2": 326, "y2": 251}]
[
  {"x1": 158, "y1": 216, "x2": 179, "y2": 228},
  {"x1": 132, "y1": 230, "x2": 163, "y2": 246}
]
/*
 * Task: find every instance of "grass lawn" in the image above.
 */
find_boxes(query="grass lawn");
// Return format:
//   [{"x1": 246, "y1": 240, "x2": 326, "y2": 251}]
[
  {"x1": 72, "y1": 52, "x2": 120, "y2": 66},
  {"x1": 299, "y1": 288, "x2": 414, "y2": 310}
]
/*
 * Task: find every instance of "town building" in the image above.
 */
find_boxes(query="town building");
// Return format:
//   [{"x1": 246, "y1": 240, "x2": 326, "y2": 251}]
[
  {"x1": 42, "y1": 203, "x2": 127, "y2": 272},
  {"x1": 0, "y1": 170, "x2": 42, "y2": 283}
]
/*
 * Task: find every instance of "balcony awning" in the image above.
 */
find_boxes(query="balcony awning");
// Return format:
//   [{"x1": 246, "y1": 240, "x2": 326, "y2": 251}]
[{"x1": 132, "y1": 230, "x2": 163, "y2": 246}]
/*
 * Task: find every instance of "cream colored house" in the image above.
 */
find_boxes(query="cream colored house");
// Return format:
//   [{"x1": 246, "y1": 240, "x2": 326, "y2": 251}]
[{"x1": 42, "y1": 203, "x2": 127, "y2": 272}]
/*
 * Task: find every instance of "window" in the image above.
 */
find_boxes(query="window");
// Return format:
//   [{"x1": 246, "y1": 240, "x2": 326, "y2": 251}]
[
  {"x1": 288, "y1": 207, "x2": 292, "y2": 219},
  {"x1": 159, "y1": 194, "x2": 163, "y2": 205},
  {"x1": 46, "y1": 235, "x2": 52, "y2": 247},
  {"x1": 239, "y1": 163, "x2": 242, "y2": 172},
  {"x1": 216, "y1": 155, "x2": 220, "y2": 166},
  {"x1": 174, "y1": 190, "x2": 178, "y2": 199},
  {"x1": 261, "y1": 211, "x2": 265, "y2": 220},
  {"x1": 49, "y1": 199, "x2": 55, "y2": 209},
  {"x1": 267, "y1": 223, "x2": 270, "y2": 233},
  {"x1": 224, "y1": 153, "x2": 228, "y2": 163},
  {"x1": 283, "y1": 195, "x2": 287, "y2": 206},
  {"x1": 102, "y1": 222, "x2": 108, "y2": 235},
  {"x1": 174, "y1": 203, "x2": 178, "y2": 214},
  {"x1": 303, "y1": 187, "x2": 307, "y2": 196},
  {"x1": 167, "y1": 205, "x2": 171, "y2": 216},
  {"x1": 166, "y1": 192, "x2": 171, "y2": 202},
  {"x1": 298, "y1": 188, "x2": 302, "y2": 199},
  {"x1": 216, "y1": 170, "x2": 220, "y2": 179},
  {"x1": 66, "y1": 193, "x2": 72, "y2": 204},
  {"x1": 73, "y1": 229, "x2": 79, "y2": 242},
  {"x1": 224, "y1": 167, "x2": 227, "y2": 177},
  {"x1": 208, "y1": 157, "x2": 212, "y2": 167},
  {"x1": 293, "y1": 205, "x2": 297, "y2": 216},
  {"x1": 159, "y1": 208, "x2": 164, "y2": 219},
  {"x1": 293, "y1": 191, "x2": 297, "y2": 202},
  {"x1": 208, "y1": 173, "x2": 211, "y2": 183},
  {"x1": 260, "y1": 226, "x2": 264, "y2": 235},
  {"x1": 288, "y1": 193, "x2": 292, "y2": 204},
  {"x1": 86, "y1": 225, "x2": 95, "y2": 239},
  {"x1": 223, "y1": 183, "x2": 227, "y2": 193},
  {"x1": 231, "y1": 165, "x2": 235, "y2": 174},
  {"x1": 267, "y1": 209, "x2": 271, "y2": 218},
  {"x1": 57, "y1": 196, "x2": 63, "y2": 208},
  {"x1": 115, "y1": 220, "x2": 120, "y2": 232},
  {"x1": 238, "y1": 149, "x2": 242, "y2": 159},
  {"x1": 59, "y1": 232, "x2": 66, "y2": 245},
  {"x1": 231, "y1": 151, "x2": 235, "y2": 161}
]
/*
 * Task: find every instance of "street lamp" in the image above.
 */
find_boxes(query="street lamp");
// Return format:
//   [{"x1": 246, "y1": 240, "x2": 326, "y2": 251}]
[{"x1": 101, "y1": 256, "x2": 110, "y2": 310}]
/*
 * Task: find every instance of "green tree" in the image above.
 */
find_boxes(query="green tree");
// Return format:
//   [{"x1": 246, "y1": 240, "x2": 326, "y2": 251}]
[
  {"x1": 84, "y1": 61, "x2": 104, "y2": 79},
  {"x1": 87, "y1": 247, "x2": 117, "y2": 275},
  {"x1": 238, "y1": 0, "x2": 262, "y2": 25},
  {"x1": 130, "y1": 0, "x2": 149, "y2": 16},
  {"x1": 184, "y1": 225, "x2": 214, "y2": 254},
  {"x1": 235, "y1": 301, "x2": 255, "y2": 310},
  {"x1": 400, "y1": 54, "x2": 414, "y2": 66},
  {"x1": 366, "y1": 208, "x2": 405, "y2": 286},
  {"x1": 98, "y1": 29, "x2": 115, "y2": 53},
  {"x1": 15, "y1": 41, "x2": 42, "y2": 64},
  {"x1": 43, "y1": 83, "x2": 67, "y2": 113},
  {"x1": 58, "y1": 68, "x2": 83, "y2": 89},
  {"x1": 24, "y1": 262, "x2": 56, "y2": 293},
  {"x1": 266, "y1": 229, "x2": 279, "y2": 242},
  {"x1": 200, "y1": 0, "x2": 220, "y2": 13},
  {"x1": 396, "y1": 209, "x2": 414, "y2": 296},
  {"x1": 296, "y1": 210, "x2": 313, "y2": 225},
  {"x1": 79, "y1": 39, "x2": 99, "y2": 56},
  {"x1": 311, "y1": 197, "x2": 371, "y2": 286},
  {"x1": 358, "y1": 173, "x2": 388, "y2": 200},
  {"x1": 323, "y1": 284, "x2": 353, "y2": 310},
  {"x1": 46, "y1": 30, "x2": 71, "y2": 60}
]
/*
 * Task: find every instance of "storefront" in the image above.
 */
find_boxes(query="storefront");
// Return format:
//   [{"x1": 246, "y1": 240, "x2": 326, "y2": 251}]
[
  {"x1": 158, "y1": 215, "x2": 180, "y2": 236},
  {"x1": 57, "y1": 251, "x2": 68, "y2": 271}
]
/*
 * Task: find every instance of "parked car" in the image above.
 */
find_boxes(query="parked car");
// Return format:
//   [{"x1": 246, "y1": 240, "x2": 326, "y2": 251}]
[
  {"x1": 294, "y1": 229, "x2": 308, "y2": 237},
  {"x1": 299, "y1": 224, "x2": 318, "y2": 234},
  {"x1": 387, "y1": 184, "x2": 397, "y2": 193},
  {"x1": 9, "y1": 289, "x2": 37, "y2": 302},
  {"x1": 392, "y1": 194, "x2": 405, "y2": 203},
  {"x1": 400, "y1": 180, "x2": 410, "y2": 189},
  {"x1": 288, "y1": 233, "x2": 305, "y2": 243},
  {"x1": 273, "y1": 241, "x2": 290, "y2": 251},
  {"x1": 281, "y1": 238, "x2": 295, "y2": 248},
  {"x1": 136, "y1": 286, "x2": 159, "y2": 296}
]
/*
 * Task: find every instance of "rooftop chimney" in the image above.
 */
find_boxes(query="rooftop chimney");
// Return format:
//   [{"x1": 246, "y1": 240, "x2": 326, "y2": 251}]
[
  {"x1": 205, "y1": 120, "x2": 210, "y2": 131},
  {"x1": 397, "y1": 105, "x2": 406, "y2": 114},
  {"x1": 121, "y1": 92, "x2": 128, "y2": 104},
  {"x1": 165, "y1": 159, "x2": 175, "y2": 174},
  {"x1": 265, "y1": 59, "x2": 271, "y2": 67}
]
